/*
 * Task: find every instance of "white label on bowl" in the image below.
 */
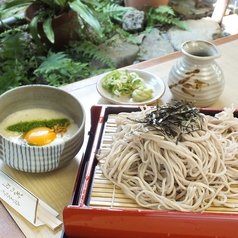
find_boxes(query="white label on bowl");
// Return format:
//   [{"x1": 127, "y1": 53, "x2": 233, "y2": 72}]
[{"x1": 0, "y1": 170, "x2": 62, "y2": 230}]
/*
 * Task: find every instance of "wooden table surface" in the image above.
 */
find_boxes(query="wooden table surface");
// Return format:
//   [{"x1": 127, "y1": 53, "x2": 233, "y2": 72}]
[{"x1": 1, "y1": 34, "x2": 238, "y2": 238}]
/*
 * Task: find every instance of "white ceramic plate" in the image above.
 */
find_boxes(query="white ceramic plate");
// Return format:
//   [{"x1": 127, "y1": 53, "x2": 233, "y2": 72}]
[{"x1": 96, "y1": 69, "x2": 165, "y2": 105}]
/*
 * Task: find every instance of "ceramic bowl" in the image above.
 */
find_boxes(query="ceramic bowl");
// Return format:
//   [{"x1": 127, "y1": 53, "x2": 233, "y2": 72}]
[
  {"x1": 97, "y1": 69, "x2": 165, "y2": 106},
  {"x1": 0, "y1": 85, "x2": 85, "y2": 173}
]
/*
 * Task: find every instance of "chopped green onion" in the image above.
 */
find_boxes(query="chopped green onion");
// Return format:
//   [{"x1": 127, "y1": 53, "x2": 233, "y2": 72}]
[{"x1": 102, "y1": 70, "x2": 154, "y2": 101}]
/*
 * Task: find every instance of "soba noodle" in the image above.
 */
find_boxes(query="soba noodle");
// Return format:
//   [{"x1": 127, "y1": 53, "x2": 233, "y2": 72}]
[{"x1": 97, "y1": 105, "x2": 238, "y2": 212}]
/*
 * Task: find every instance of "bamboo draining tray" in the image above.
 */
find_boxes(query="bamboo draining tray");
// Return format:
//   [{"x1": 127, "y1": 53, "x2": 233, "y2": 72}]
[
  {"x1": 90, "y1": 114, "x2": 143, "y2": 210},
  {"x1": 91, "y1": 114, "x2": 238, "y2": 213},
  {"x1": 63, "y1": 105, "x2": 238, "y2": 238}
]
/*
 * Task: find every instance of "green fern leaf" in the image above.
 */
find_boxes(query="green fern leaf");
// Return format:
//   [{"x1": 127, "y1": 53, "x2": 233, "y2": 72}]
[
  {"x1": 168, "y1": 18, "x2": 188, "y2": 30},
  {"x1": 35, "y1": 51, "x2": 71, "y2": 74},
  {"x1": 103, "y1": 3, "x2": 132, "y2": 21},
  {"x1": 69, "y1": 40, "x2": 115, "y2": 68},
  {"x1": 154, "y1": 5, "x2": 175, "y2": 16},
  {"x1": 147, "y1": 5, "x2": 188, "y2": 31}
]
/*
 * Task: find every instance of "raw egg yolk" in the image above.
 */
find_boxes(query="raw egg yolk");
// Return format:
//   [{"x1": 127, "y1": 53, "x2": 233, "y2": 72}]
[{"x1": 24, "y1": 127, "x2": 56, "y2": 146}]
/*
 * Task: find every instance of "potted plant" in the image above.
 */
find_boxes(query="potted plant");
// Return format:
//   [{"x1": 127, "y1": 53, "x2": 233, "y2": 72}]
[
  {"x1": 0, "y1": 0, "x2": 102, "y2": 50},
  {"x1": 124, "y1": 0, "x2": 169, "y2": 11}
]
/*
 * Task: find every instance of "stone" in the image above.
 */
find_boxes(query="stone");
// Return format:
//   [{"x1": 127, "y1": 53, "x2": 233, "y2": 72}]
[
  {"x1": 90, "y1": 40, "x2": 139, "y2": 69},
  {"x1": 167, "y1": 18, "x2": 222, "y2": 50},
  {"x1": 122, "y1": 10, "x2": 146, "y2": 32},
  {"x1": 134, "y1": 33, "x2": 146, "y2": 45},
  {"x1": 170, "y1": 0, "x2": 214, "y2": 19},
  {"x1": 138, "y1": 28, "x2": 175, "y2": 61},
  {"x1": 195, "y1": 0, "x2": 216, "y2": 8}
]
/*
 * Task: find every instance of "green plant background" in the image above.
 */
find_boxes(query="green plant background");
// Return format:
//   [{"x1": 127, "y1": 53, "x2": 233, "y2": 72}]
[{"x1": 0, "y1": 1, "x2": 186, "y2": 95}]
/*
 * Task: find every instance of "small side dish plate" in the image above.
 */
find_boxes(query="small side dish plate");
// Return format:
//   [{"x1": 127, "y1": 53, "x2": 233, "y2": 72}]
[{"x1": 96, "y1": 69, "x2": 165, "y2": 105}]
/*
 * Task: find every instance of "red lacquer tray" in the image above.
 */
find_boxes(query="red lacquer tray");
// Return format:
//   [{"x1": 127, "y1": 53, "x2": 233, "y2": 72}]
[{"x1": 62, "y1": 105, "x2": 238, "y2": 238}]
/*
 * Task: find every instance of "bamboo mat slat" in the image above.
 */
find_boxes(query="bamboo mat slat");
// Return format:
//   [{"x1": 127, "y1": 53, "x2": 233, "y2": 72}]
[{"x1": 89, "y1": 114, "x2": 238, "y2": 214}]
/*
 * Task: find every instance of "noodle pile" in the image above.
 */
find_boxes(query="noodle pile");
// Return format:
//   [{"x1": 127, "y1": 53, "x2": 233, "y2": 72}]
[{"x1": 97, "y1": 106, "x2": 238, "y2": 212}]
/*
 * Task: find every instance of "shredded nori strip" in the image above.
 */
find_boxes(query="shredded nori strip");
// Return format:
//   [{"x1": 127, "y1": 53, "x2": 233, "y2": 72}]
[
  {"x1": 7, "y1": 118, "x2": 70, "y2": 133},
  {"x1": 128, "y1": 100, "x2": 204, "y2": 143}
]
